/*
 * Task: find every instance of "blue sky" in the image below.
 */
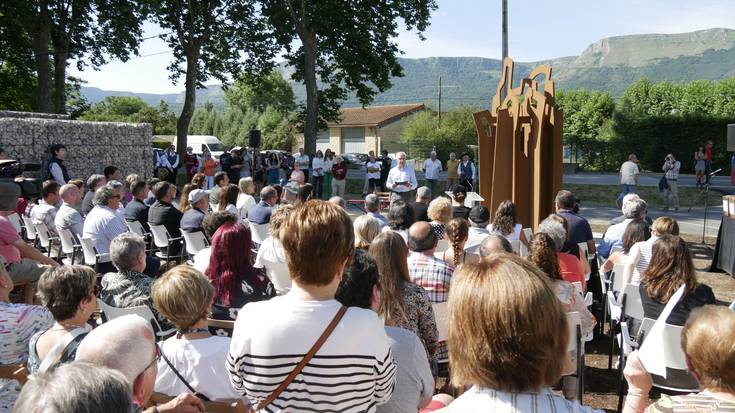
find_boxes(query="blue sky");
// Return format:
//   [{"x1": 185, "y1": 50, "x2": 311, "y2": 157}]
[{"x1": 69, "y1": 0, "x2": 735, "y2": 94}]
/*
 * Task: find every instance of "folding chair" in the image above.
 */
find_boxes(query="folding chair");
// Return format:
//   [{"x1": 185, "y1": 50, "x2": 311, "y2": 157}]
[
  {"x1": 248, "y1": 222, "x2": 270, "y2": 245},
  {"x1": 606, "y1": 264, "x2": 627, "y2": 369},
  {"x1": 208, "y1": 318, "x2": 235, "y2": 337},
  {"x1": 260, "y1": 258, "x2": 292, "y2": 295},
  {"x1": 126, "y1": 220, "x2": 153, "y2": 255},
  {"x1": 18, "y1": 214, "x2": 37, "y2": 245},
  {"x1": 433, "y1": 302, "x2": 449, "y2": 363},
  {"x1": 79, "y1": 237, "x2": 109, "y2": 273},
  {"x1": 148, "y1": 392, "x2": 247, "y2": 413},
  {"x1": 57, "y1": 227, "x2": 82, "y2": 265},
  {"x1": 149, "y1": 225, "x2": 184, "y2": 264},
  {"x1": 182, "y1": 230, "x2": 209, "y2": 258},
  {"x1": 566, "y1": 311, "x2": 585, "y2": 402},
  {"x1": 97, "y1": 299, "x2": 176, "y2": 340},
  {"x1": 33, "y1": 222, "x2": 60, "y2": 259},
  {"x1": 7, "y1": 213, "x2": 22, "y2": 234}
]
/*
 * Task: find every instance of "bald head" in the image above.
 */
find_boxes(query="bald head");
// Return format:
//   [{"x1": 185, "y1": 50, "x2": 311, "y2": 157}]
[
  {"x1": 479, "y1": 234, "x2": 514, "y2": 258},
  {"x1": 407, "y1": 221, "x2": 437, "y2": 252},
  {"x1": 290, "y1": 170, "x2": 305, "y2": 185},
  {"x1": 59, "y1": 184, "x2": 81, "y2": 206}
]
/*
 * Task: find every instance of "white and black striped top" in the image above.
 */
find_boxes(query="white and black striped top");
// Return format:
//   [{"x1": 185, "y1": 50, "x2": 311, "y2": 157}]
[{"x1": 227, "y1": 297, "x2": 397, "y2": 412}]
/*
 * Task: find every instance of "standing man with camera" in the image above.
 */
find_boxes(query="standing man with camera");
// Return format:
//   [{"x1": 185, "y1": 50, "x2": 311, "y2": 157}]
[{"x1": 662, "y1": 153, "x2": 681, "y2": 212}]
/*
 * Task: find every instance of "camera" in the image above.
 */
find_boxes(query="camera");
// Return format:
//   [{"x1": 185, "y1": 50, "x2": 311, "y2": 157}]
[{"x1": 0, "y1": 159, "x2": 43, "y2": 198}]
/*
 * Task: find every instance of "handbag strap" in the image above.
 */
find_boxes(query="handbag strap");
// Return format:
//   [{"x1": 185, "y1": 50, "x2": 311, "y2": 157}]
[
  {"x1": 37, "y1": 326, "x2": 89, "y2": 374},
  {"x1": 254, "y1": 306, "x2": 347, "y2": 412},
  {"x1": 159, "y1": 345, "x2": 211, "y2": 402}
]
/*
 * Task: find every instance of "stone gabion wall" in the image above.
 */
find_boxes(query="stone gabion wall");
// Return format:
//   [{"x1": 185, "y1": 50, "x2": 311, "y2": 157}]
[
  {"x1": 0, "y1": 114, "x2": 153, "y2": 182},
  {"x1": 0, "y1": 110, "x2": 71, "y2": 120}
]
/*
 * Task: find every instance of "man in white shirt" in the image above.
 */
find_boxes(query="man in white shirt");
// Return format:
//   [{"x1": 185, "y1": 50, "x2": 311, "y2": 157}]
[
  {"x1": 294, "y1": 147, "x2": 310, "y2": 178},
  {"x1": 422, "y1": 151, "x2": 442, "y2": 200},
  {"x1": 386, "y1": 151, "x2": 418, "y2": 204},
  {"x1": 365, "y1": 152, "x2": 382, "y2": 194},
  {"x1": 662, "y1": 153, "x2": 681, "y2": 211},
  {"x1": 82, "y1": 186, "x2": 129, "y2": 274},
  {"x1": 617, "y1": 153, "x2": 640, "y2": 207},
  {"x1": 55, "y1": 184, "x2": 84, "y2": 236},
  {"x1": 464, "y1": 205, "x2": 491, "y2": 255},
  {"x1": 30, "y1": 180, "x2": 61, "y2": 237}
]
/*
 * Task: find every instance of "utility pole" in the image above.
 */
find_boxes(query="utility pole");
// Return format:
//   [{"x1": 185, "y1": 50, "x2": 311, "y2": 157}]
[
  {"x1": 438, "y1": 76, "x2": 442, "y2": 129},
  {"x1": 502, "y1": 0, "x2": 508, "y2": 60}
]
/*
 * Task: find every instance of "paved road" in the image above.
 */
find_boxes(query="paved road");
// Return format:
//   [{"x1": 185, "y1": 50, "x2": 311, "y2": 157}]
[{"x1": 580, "y1": 205, "x2": 722, "y2": 240}]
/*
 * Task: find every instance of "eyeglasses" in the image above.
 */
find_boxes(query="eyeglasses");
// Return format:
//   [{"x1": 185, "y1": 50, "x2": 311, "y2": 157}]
[{"x1": 143, "y1": 344, "x2": 161, "y2": 374}]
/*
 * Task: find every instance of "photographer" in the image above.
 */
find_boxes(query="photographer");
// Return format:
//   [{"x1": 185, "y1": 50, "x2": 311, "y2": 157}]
[{"x1": 662, "y1": 153, "x2": 681, "y2": 212}]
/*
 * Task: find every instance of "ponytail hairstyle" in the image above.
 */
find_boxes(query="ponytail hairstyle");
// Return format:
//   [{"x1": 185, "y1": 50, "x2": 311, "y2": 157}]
[
  {"x1": 528, "y1": 232, "x2": 562, "y2": 281},
  {"x1": 445, "y1": 218, "x2": 469, "y2": 266}
]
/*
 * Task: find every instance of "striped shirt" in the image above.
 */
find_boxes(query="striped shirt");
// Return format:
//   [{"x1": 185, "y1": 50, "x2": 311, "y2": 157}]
[
  {"x1": 408, "y1": 252, "x2": 455, "y2": 304},
  {"x1": 446, "y1": 386, "x2": 603, "y2": 413},
  {"x1": 227, "y1": 297, "x2": 397, "y2": 412},
  {"x1": 633, "y1": 237, "x2": 657, "y2": 285},
  {"x1": 648, "y1": 393, "x2": 735, "y2": 413}
]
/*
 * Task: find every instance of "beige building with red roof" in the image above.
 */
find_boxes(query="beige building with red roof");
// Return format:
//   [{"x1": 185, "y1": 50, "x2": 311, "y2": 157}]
[{"x1": 293, "y1": 103, "x2": 426, "y2": 154}]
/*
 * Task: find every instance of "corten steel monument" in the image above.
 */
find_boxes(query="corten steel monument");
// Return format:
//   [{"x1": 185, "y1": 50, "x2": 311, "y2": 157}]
[{"x1": 473, "y1": 57, "x2": 564, "y2": 230}]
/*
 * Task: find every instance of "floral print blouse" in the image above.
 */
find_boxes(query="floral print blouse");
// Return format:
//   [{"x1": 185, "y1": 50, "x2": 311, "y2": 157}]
[{"x1": 389, "y1": 282, "x2": 438, "y2": 362}]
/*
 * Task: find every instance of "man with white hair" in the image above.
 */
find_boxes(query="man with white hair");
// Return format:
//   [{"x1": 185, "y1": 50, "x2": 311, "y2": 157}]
[
  {"x1": 365, "y1": 194, "x2": 388, "y2": 228},
  {"x1": 55, "y1": 183, "x2": 84, "y2": 236},
  {"x1": 328, "y1": 196, "x2": 346, "y2": 209},
  {"x1": 76, "y1": 315, "x2": 205, "y2": 413},
  {"x1": 609, "y1": 193, "x2": 654, "y2": 227},
  {"x1": 83, "y1": 186, "x2": 128, "y2": 274},
  {"x1": 422, "y1": 151, "x2": 442, "y2": 200},
  {"x1": 386, "y1": 151, "x2": 417, "y2": 204},
  {"x1": 598, "y1": 197, "x2": 648, "y2": 259},
  {"x1": 411, "y1": 186, "x2": 431, "y2": 222}
]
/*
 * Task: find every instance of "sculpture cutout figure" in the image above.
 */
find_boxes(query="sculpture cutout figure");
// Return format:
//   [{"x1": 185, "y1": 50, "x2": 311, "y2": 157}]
[{"x1": 473, "y1": 57, "x2": 564, "y2": 230}]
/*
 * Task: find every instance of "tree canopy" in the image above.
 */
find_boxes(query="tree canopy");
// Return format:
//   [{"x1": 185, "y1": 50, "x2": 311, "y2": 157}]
[{"x1": 80, "y1": 96, "x2": 176, "y2": 135}]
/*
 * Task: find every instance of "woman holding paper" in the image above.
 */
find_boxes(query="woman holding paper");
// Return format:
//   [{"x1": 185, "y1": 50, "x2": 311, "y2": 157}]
[{"x1": 639, "y1": 235, "x2": 715, "y2": 326}]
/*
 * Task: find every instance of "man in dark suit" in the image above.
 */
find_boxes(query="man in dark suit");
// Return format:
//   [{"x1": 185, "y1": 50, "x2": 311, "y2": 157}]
[
  {"x1": 148, "y1": 181, "x2": 183, "y2": 255},
  {"x1": 248, "y1": 186, "x2": 278, "y2": 225},
  {"x1": 411, "y1": 186, "x2": 431, "y2": 222},
  {"x1": 124, "y1": 181, "x2": 150, "y2": 230},
  {"x1": 181, "y1": 189, "x2": 208, "y2": 233}
]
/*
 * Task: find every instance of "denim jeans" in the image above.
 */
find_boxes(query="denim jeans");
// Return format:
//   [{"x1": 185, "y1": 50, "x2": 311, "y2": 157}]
[{"x1": 617, "y1": 184, "x2": 636, "y2": 203}]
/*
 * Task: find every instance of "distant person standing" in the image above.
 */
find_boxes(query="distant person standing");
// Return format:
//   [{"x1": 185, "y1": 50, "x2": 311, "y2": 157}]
[
  {"x1": 219, "y1": 148, "x2": 233, "y2": 182},
  {"x1": 445, "y1": 152, "x2": 459, "y2": 191},
  {"x1": 386, "y1": 152, "x2": 417, "y2": 204},
  {"x1": 422, "y1": 151, "x2": 442, "y2": 199},
  {"x1": 457, "y1": 153, "x2": 476, "y2": 191},
  {"x1": 618, "y1": 154, "x2": 640, "y2": 206},
  {"x1": 311, "y1": 150, "x2": 325, "y2": 199},
  {"x1": 380, "y1": 150, "x2": 392, "y2": 191},
  {"x1": 705, "y1": 140, "x2": 713, "y2": 184},
  {"x1": 159, "y1": 145, "x2": 180, "y2": 184},
  {"x1": 294, "y1": 147, "x2": 310, "y2": 178},
  {"x1": 47, "y1": 144, "x2": 70, "y2": 185},
  {"x1": 662, "y1": 153, "x2": 681, "y2": 212},
  {"x1": 183, "y1": 146, "x2": 199, "y2": 183},
  {"x1": 228, "y1": 149, "x2": 243, "y2": 184},
  {"x1": 366, "y1": 152, "x2": 382, "y2": 194},
  {"x1": 202, "y1": 150, "x2": 218, "y2": 189},
  {"x1": 323, "y1": 149, "x2": 335, "y2": 198},
  {"x1": 331, "y1": 156, "x2": 348, "y2": 197},
  {"x1": 694, "y1": 146, "x2": 707, "y2": 188}
]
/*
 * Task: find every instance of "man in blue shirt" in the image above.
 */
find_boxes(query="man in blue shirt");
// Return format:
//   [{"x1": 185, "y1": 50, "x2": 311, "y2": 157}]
[
  {"x1": 248, "y1": 186, "x2": 278, "y2": 225},
  {"x1": 598, "y1": 198, "x2": 648, "y2": 259},
  {"x1": 554, "y1": 190, "x2": 596, "y2": 255}
]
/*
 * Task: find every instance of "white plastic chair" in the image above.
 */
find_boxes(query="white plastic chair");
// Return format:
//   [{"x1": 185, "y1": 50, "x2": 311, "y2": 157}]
[
  {"x1": 182, "y1": 230, "x2": 209, "y2": 256},
  {"x1": 249, "y1": 222, "x2": 270, "y2": 245},
  {"x1": 97, "y1": 299, "x2": 175, "y2": 340},
  {"x1": 126, "y1": 220, "x2": 148, "y2": 237},
  {"x1": 435, "y1": 239, "x2": 449, "y2": 253},
  {"x1": 33, "y1": 222, "x2": 59, "y2": 258},
  {"x1": 432, "y1": 302, "x2": 449, "y2": 363},
  {"x1": 260, "y1": 258, "x2": 292, "y2": 295},
  {"x1": 566, "y1": 311, "x2": 585, "y2": 402},
  {"x1": 79, "y1": 237, "x2": 109, "y2": 272},
  {"x1": 19, "y1": 214, "x2": 37, "y2": 243},
  {"x1": 57, "y1": 227, "x2": 81, "y2": 265},
  {"x1": 149, "y1": 225, "x2": 183, "y2": 263},
  {"x1": 7, "y1": 213, "x2": 22, "y2": 234}
]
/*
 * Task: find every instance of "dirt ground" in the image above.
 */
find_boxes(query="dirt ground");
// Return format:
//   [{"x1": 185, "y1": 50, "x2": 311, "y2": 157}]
[{"x1": 580, "y1": 227, "x2": 735, "y2": 412}]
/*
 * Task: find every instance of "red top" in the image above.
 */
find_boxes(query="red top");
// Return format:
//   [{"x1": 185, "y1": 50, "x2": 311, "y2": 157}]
[
  {"x1": 705, "y1": 144, "x2": 712, "y2": 161},
  {"x1": 557, "y1": 252, "x2": 586, "y2": 291},
  {"x1": 332, "y1": 163, "x2": 348, "y2": 180}
]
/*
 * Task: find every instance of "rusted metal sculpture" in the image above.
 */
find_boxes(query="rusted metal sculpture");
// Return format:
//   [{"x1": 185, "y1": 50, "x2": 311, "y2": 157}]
[{"x1": 473, "y1": 57, "x2": 564, "y2": 230}]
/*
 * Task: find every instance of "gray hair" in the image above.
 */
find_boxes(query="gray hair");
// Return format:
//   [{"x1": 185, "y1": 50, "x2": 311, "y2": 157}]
[
  {"x1": 110, "y1": 233, "x2": 145, "y2": 272},
  {"x1": 365, "y1": 194, "x2": 380, "y2": 213},
  {"x1": 12, "y1": 362, "x2": 132, "y2": 413},
  {"x1": 623, "y1": 198, "x2": 648, "y2": 219},
  {"x1": 106, "y1": 180, "x2": 123, "y2": 191},
  {"x1": 479, "y1": 234, "x2": 514, "y2": 258},
  {"x1": 416, "y1": 186, "x2": 431, "y2": 201},
  {"x1": 76, "y1": 314, "x2": 154, "y2": 384},
  {"x1": 93, "y1": 186, "x2": 117, "y2": 207},
  {"x1": 86, "y1": 174, "x2": 105, "y2": 190},
  {"x1": 260, "y1": 185, "x2": 277, "y2": 202},
  {"x1": 538, "y1": 218, "x2": 566, "y2": 251},
  {"x1": 59, "y1": 184, "x2": 79, "y2": 200},
  {"x1": 328, "y1": 196, "x2": 346, "y2": 209}
]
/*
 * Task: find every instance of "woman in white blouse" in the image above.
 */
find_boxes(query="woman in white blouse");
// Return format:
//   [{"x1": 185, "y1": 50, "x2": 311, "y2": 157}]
[
  {"x1": 311, "y1": 150, "x2": 325, "y2": 199},
  {"x1": 217, "y1": 184, "x2": 240, "y2": 215},
  {"x1": 152, "y1": 265, "x2": 244, "y2": 403},
  {"x1": 236, "y1": 177, "x2": 256, "y2": 219}
]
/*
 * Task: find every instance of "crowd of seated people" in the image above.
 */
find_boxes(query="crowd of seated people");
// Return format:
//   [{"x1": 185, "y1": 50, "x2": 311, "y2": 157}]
[{"x1": 6, "y1": 164, "x2": 734, "y2": 413}]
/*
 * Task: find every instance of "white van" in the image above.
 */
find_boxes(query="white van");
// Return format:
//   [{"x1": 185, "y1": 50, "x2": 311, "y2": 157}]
[{"x1": 156, "y1": 135, "x2": 225, "y2": 159}]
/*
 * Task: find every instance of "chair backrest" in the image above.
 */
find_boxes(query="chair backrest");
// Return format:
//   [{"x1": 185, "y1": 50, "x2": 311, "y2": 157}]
[
  {"x1": 148, "y1": 392, "x2": 246, "y2": 413},
  {"x1": 639, "y1": 318, "x2": 688, "y2": 370},
  {"x1": 208, "y1": 318, "x2": 235, "y2": 337},
  {"x1": 577, "y1": 241, "x2": 589, "y2": 259},
  {"x1": 149, "y1": 225, "x2": 171, "y2": 249},
  {"x1": 57, "y1": 227, "x2": 78, "y2": 255},
  {"x1": 522, "y1": 227, "x2": 533, "y2": 243},
  {"x1": 182, "y1": 231, "x2": 208, "y2": 256},
  {"x1": 96, "y1": 298, "x2": 164, "y2": 333},
  {"x1": 261, "y1": 258, "x2": 292, "y2": 295},
  {"x1": 0, "y1": 364, "x2": 29, "y2": 385},
  {"x1": 249, "y1": 222, "x2": 269, "y2": 244},
  {"x1": 567, "y1": 311, "x2": 582, "y2": 352},
  {"x1": 435, "y1": 239, "x2": 449, "y2": 253},
  {"x1": 433, "y1": 302, "x2": 449, "y2": 342},
  {"x1": 610, "y1": 264, "x2": 625, "y2": 293},
  {"x1": 126, "y1": 220, "x2": 147, "y2": 236},
  {"x1": 19, "y1": 214, "x2": 37, "y2": 240},
  {"x1": 34, "y1": 222, "x2": 52, "y2": 248},
  {"x1": 622, "y1": 284, "x2": 645, "y2": 321},
  {"x1": 7, "y1": 213, "x2": 22, "y2": 234},
  {"x1": 79, "y1": 237, "x2": 100, "y2": 266}
]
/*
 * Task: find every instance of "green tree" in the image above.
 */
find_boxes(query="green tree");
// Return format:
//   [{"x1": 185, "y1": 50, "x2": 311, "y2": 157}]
[
  {"x1": 81, "y1": 96, "x2": 176, "y2": 134},
  {"x1": 257, "y1": 0, "x2": 437, "y2": 156},
  {"x1": 226, "y1": 69, "x2": 295, "y2": 114},
  {"x1": 148, "y1": 0, "x2": 277, "y2": 161},
  {"x1": 556, "y1": 90, "x2": 614, "y2": 166},
  {"x1": 401, "y1": 106, "x2": 478, "y2": 160},
  {"x1": 257, "y1": 105, "x2": 294, "y2": 150}
]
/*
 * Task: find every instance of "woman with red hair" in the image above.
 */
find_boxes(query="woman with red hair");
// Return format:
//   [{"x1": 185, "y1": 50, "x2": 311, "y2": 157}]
[{"x1": 205, "y1": 222, "x2": 275, "y2": 320}]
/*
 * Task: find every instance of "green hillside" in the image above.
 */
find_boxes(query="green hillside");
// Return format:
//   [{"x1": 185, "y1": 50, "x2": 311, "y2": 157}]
[{"x1": 81, "y1": 28, "x2": 735, "y2": 112}]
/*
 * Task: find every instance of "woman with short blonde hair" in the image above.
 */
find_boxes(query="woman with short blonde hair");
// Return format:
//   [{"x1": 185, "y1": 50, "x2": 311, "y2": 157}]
[
  {"x1": 354, "y1": 214, "x2": 381, "y2": 250},
  {"x1": 236, "y1": 177, "x2": 256, "y2": 219},
  {"x1": 428, "y1": 197, "x2": 452, "y2": 239},
  {"x1": 444, "y1": 255, "x2": 603, "y2": 412},
  {"x1": 152, "y1": 265, "x2": 243, "y2": 402}
]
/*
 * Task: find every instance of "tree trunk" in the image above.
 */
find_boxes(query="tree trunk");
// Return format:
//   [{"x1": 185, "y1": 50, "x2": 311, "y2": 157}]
[
  {"x1": 177, "y1": 51, "x2": 199, "y2": 162},
  {"x1": 53, "y1": 49, "x2": 68, "y2": 113},
  {"x1": 301, "y1": 32, "x2": 318, "y2": 156},
  {"x1": 30, "y1": 3, "x2": 52, "y2": 113}
]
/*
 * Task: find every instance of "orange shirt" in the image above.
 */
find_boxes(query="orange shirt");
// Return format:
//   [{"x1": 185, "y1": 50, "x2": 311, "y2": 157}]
[
  {"x1": 203, "y1": 159, "x2": 218, "y2": 176},
  {"x1": 557, "y1": 252, "x2": 586, "y2": 291}
]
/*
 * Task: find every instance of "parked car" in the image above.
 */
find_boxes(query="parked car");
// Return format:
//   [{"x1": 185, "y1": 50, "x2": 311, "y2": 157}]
[{"x1": 342, "y1": 153, "x2": 368, "y2": 169}]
